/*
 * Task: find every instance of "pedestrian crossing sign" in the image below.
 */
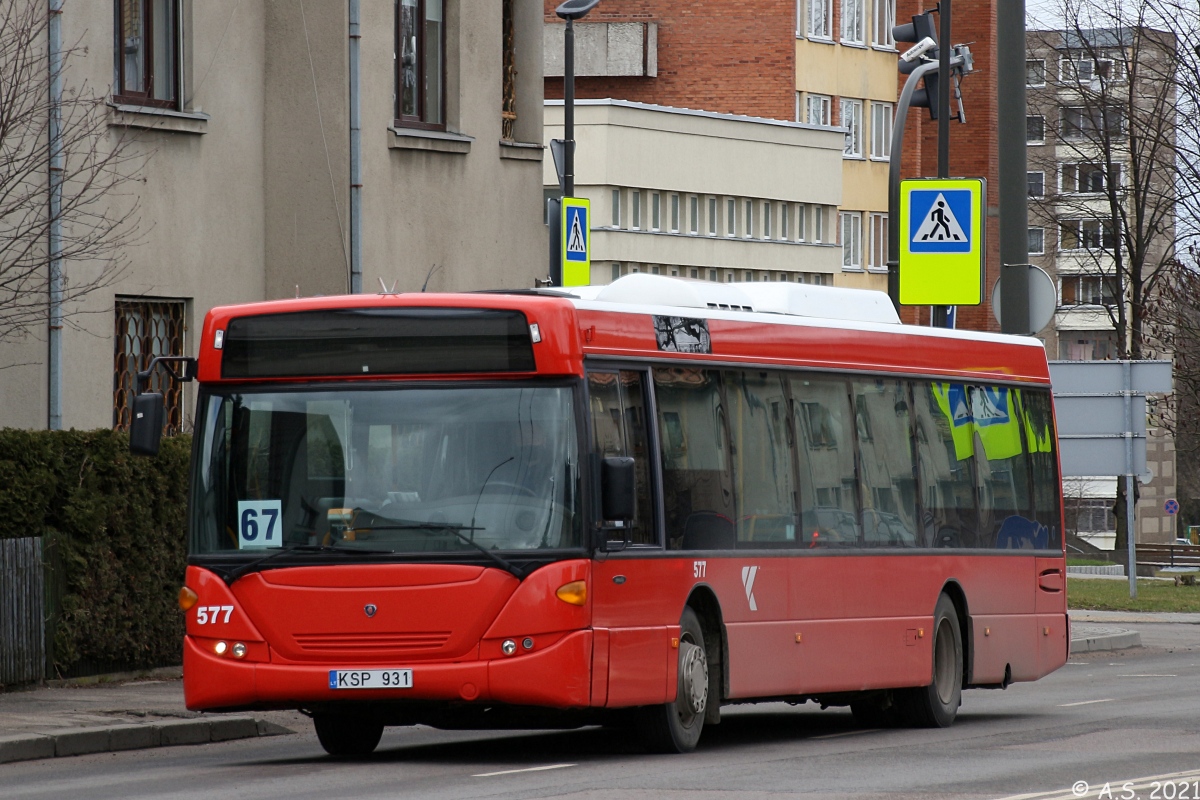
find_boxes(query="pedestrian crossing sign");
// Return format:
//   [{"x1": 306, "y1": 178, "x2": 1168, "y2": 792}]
[
  {"x1": 561, "y1": 197, "x2": 591, "y2": 287},
  {"x1": 899, "y1": 177, "x2": 985, "y2": 305}
]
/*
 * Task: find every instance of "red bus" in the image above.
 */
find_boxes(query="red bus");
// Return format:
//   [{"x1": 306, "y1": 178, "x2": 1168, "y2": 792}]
[{"x1": 132, "y1": 274, "x2": 1067, "y2": 756}]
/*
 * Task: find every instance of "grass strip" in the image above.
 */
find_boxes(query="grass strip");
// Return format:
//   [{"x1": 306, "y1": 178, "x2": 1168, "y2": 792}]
[{"x1": 1068, "y1": 577, "x2": 1200, "y2": 613}]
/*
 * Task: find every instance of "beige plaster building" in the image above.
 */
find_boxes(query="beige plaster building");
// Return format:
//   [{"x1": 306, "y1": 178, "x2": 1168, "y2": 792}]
[
  {"x1": 543, "y1": 99, "x2": 845, "y2": 286},
  {"x1": 795, "y1": 0, "x2": 900, "y2": 292},
  {"x1": 1, "y1": 0, "x2": 547, "y2": 432}
]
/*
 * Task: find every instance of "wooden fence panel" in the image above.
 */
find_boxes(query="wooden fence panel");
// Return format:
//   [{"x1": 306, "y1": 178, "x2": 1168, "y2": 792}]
[{"x1": 0, "y1": 538, "x2": 45, "y2": 686}]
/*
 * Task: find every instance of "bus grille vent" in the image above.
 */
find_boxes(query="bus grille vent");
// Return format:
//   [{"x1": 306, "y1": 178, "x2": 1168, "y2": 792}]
[
  {"x1": 293, "y1": 631, "x2": 452, "y2": 652},
  {"x1": 706, "y1": 302, "x2": 754, "y2": 312}
]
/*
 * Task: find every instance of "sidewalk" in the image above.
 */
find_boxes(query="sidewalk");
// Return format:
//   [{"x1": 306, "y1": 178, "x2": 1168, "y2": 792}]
[
  {"x1": 0, "y1": 668, "x2": 303, "y2": 765},
  {"x1": 0, "y1": 614, "x2": 1163, "y2": 766}
]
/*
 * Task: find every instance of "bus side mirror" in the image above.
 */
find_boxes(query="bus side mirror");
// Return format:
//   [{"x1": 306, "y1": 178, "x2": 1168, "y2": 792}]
[
  {"x1": 601, "y1": 457, "x2": 636, "y2": 522},
  {"x1": 129, "y1": 393, "x2": 164, "y2": 457}
]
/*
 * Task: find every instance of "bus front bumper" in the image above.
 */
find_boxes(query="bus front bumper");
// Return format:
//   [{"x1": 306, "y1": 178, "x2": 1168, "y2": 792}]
[{"x1": 183, "y1": 629, "x2": 594, "y2": 712}]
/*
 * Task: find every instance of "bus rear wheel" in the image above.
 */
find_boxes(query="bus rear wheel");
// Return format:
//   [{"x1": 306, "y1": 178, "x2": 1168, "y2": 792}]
[
  {"x1": 313, "y1": 712, "x2": 384, "y2": 756},
  {"x1": 639, "y1": 606, "x2": 708, "y2": 753},
  {"x1": 898, "y1": 593, "x2": 963, "y2": 728}
]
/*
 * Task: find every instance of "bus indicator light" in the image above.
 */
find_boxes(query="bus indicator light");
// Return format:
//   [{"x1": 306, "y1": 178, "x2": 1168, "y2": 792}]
[
  {"x1": 556, "y1": 580, "x2": 587, "y2": 606},
  {"x1": 178, "y1": 586, "x2": 198, "y2": 611},
  {"x1": 529, "y1": 324, "x2": 542, "y2": 343}
]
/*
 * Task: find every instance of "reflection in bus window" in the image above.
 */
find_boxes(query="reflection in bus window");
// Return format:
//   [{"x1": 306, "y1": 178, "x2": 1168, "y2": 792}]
[
  {"x1": 725, "y1": 370, "x2": 797, "y2": 545},
  {"x1": 588, "y1": 370, "x2": 656, "y2": 545},
  {"x1": 854, "y1": 380, "x2": 918, "y2": 546},
  {"x1": 1019, "y1": 390, "x2": 1062, "y2": 550},
  {"x1": 915, "y1": 383, "x2": 978, "y2": 547},
  {"x1": 654, "y1": 368, "x2": 735, "y2": 550},
  {"x1": 790, "y1": 377, "x2": 859, "y2": 547}
]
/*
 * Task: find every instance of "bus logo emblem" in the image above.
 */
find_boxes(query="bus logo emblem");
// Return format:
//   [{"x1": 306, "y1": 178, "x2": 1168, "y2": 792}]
[
  {"x1": 364, "y1": 604, "x2": 377, "y2": 618},
  {"x1": 741, "y1": 566, "x2": 759, "y2": 612}
]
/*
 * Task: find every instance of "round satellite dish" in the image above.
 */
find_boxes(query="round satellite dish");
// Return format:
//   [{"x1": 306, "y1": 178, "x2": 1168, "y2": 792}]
[{"x1": 991, "y1": 264, "x2": 1056, "y2": 334}]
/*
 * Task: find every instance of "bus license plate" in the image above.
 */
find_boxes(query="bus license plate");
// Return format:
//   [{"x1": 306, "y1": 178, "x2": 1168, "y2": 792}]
[{"x1": 329, "y1": 669, "x2": 413, "y2": 690}]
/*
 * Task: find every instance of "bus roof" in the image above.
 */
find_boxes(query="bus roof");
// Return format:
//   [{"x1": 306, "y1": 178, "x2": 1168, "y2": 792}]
[{"x1": 197, "y1": 276, "x2": 1050, "y2": 385}]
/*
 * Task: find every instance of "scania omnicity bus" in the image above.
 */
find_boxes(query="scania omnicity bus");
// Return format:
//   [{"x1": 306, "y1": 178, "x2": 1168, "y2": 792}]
[{"x1": 130, "y1": 274, "x2": 1066, "y2": 756}]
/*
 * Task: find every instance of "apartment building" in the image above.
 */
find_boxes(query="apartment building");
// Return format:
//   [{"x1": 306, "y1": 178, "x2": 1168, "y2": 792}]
[
  {"x1": 543, "y1": 0, "x2": 895, "y2": 291},
  {"x1": 0, "y1": 0, "x2": 547, "y2": 432}
]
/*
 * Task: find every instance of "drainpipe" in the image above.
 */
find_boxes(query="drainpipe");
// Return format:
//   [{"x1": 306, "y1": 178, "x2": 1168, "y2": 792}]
[
  {"x1": 348, "y1": 0, "x2": 362, "y2": 293},
  {"x1": 48, "y1": 0, "x2": 64, "y2": 429}
]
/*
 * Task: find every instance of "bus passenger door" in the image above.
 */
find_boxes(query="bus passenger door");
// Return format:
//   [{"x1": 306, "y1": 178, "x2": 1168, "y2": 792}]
[{"x1": 587, "y1": 369, "x2": 673, "y2": 707}]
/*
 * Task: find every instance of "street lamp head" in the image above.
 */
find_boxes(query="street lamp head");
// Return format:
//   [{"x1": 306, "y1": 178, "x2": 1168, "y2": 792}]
[{"x1": 556, "y1": 0, "x2": 600, "y2": 21}]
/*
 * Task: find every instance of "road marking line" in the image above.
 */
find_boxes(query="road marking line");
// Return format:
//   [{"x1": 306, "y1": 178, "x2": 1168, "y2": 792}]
[
  {"x1": 1057, "y1": 698, "x2": 1114, "y2": 707},
  {"x1": 473, "y1": 764, "x2": 576, "y2": 777},
  {"x1": 1119, "y1": 673, "x2": 1177, "y2": 677},
  {"x1": 812, "y1": 729, "x2": 881, "y2": 739}
]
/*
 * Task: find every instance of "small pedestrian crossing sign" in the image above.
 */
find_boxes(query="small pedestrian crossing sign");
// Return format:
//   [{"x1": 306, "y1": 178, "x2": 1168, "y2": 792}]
[
  {"x1": 561, "y1": 197, "x2": 591, "y2": 287},
  {"x1": 899, "y1": 178, "x2": 985, "y2": 305}
]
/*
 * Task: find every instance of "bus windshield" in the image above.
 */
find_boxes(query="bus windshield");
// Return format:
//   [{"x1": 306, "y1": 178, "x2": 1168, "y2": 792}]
[{"x1": 190, "y1": 384, "x2": 582, "y2": 556}]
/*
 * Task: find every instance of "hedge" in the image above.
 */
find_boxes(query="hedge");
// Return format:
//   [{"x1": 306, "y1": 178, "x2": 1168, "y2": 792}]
[{"x1": 0, "y1": 429, "x2": 191, "y2": 678}]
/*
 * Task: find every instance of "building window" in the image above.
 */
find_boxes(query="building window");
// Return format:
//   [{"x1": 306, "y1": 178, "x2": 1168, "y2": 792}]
[
  {"x1": 781, "y1": 203, "x2": 791, "y2": 240},
  {"x1": 869, "y1": 213, "x2": 888, "y2": 269},
  {"x1": 689, "y1": 196, "x2": 699, "y2": 234},
  {"x1": 841, "y1": 0, "x2": 865, "y2": 44},
  {"x1": 726, "y1": 198, "x2": 736, "y2": 237},
  {"x1": 763, "y1": 201, "x2": 772, "y2": 239},
  {"x1": 670, "y1": 193, "x2": 680, "y2": 232},
  {"x1": 1062, "y1": 106, "x2": 1125, "y2": 140},
  {"x1": 709, "y1": 269, "x2": 719, "y2": 281},
  {"x1": 113, "y1": 298, "x2": 186, "y2": 434},
  {"x1": 397, "y1": 0, "x2": 445, "y2": 129},
  {"x1": 841, "y1": 211, "x2": 862, "y2": 269},
  {"x1": 870, "y1": 101, "x2": 893, "y2": 158},
  {"x1": 1060, "y1": 54, "x2": 1121, "y2": 84},
  {"x1": 1060, "y1": 219, "x2": 1117, "y2": 251},
  {"x1": 1026, "y1": 59, "x2": 1046, "y2": 87},
  {"x1": 611, "y1": 263, "x2": 622, "y2": 282},
  {"x1": 113, "y1": 0, "x2": 180, "y2": 108},
  {"x1": 797, "y1": 203, "x2": 808, "y2": 241},
  {"x1": 501, "y1": 0, "x2": 517, "y2": 139},
  {"x1": 814, "y1": 206, "x2": 825, "y2": 242},
  {"x1": 1027, "y1": 171, "x2": 1045, "y2": 197},
  {"x1": 708, "y1": 197, "x2": 718, "y2": 236},
  {"x1": 1067, "y1": 498, "x2": 1117, "y2": 534},
  {"x1": 690, "y1": 268, "x2": 699, "y2": 279},
  {"x1": 809, "y1": 0, "x2": 833, "y2": 39},
  {"x1": 806, "y1": 93, "x2": 832, "y2": 126},
  {"x1": 744, "y1": 270, "x2": 755, "y2": 282},
  {"x1": 651, "y1": 192, "x2": 661, "y2": 231},
  {"x1": 1027, "y1": 115, "x2": 1045, "y2": 143},
  {"x1": 872, "y1": 0, "x2": 895, "y2": 47},
  {"x1": 611, "y1": 188, "x2": 622, "y2": 227},
  {"x1": 1028, "y1": 227, "x2": 1045, "y2": 255},
  {"x1": 1060, "y1": 332, "x2": 1117, "y2": 361},
  {"x1": 1061, "y1": 275, "x2": 1118, "y2": 306},
  {"x1": 744, "y1": 199, "x2": 754, "y2": 238},
  {"x1": 841, "y1": 99, "x2": 864, "y2": 157},
  {"x1": 631, "y1": 190, "x2": 641, "y2": 229},
  {"x1": 1062, "y1": 163, "x2": 1119, "y2": 194}
]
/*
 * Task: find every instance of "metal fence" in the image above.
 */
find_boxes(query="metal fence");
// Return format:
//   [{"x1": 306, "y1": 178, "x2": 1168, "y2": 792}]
[{"x1": 0, "y1": 538, "x2": 45, "y2": 686}]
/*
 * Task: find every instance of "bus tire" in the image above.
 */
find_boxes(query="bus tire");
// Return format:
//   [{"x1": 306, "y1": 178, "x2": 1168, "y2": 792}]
[
  {"x1": 313, "y1": 713, "x2": 384, "y2": 756},
  {"x1": 899, "y1": 593, "x2": 963, "y2": 728},
  {"x1": 639, "y1": 606, "x2": 708, "y2": 753}
]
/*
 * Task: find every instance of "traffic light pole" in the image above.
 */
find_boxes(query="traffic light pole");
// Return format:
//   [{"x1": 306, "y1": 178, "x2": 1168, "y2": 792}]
[
  {"x1": 997, "y1": 0, "x2": 1031, "y2": 334},
  {"x1": 887, "y1": 60, "x2": 942, "y2": 311},
  {"x1": 931, "y1": 0, "x2": 951, "y2": 328}
]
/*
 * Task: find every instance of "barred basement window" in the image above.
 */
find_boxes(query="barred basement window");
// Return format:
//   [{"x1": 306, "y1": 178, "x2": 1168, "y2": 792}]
[{"x1": 113, "y1": 298, "x2": 186, "y2": 434}]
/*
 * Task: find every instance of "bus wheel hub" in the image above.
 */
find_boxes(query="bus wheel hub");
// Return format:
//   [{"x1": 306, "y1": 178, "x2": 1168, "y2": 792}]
[{"x1": 679, "y1": 641, "x2": 708, "y2": 715}]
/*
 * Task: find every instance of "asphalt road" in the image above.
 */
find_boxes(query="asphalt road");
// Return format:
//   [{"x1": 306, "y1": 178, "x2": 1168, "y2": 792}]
[{"x1": 4, "y1": 624, "x2": 1198, "y2": 800}]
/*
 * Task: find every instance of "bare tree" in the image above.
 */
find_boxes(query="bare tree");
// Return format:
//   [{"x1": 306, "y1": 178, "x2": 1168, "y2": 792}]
[
  {"x1": 0, "y1": 1, "x2": 143, "y2": 347},
  {"x1": 1028, "y1": 0, "x2": 1200, "y2": 554}
]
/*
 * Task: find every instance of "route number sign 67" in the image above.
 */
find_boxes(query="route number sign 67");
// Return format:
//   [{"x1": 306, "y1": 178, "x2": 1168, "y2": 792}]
[{"x1": 237, "y1": 500, "x2": 283, "y2": 549}]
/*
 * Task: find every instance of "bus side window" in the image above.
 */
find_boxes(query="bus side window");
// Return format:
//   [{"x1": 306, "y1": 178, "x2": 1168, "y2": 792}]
[
  {"x1": 654, "y1": 368, "x2": 735, "y2": 550},
  {"x1": 970, "y1": 385, "x2": 1034, "y2": 548},
  {"x1": 913, "y1": 382, "x2": 978, "y2": 548},
  {"x1": 852, "y1": 380, "x2": 918, "y2": 547},
  {"x1": 1020, "y1": 390, "x2": 1061, "y2": 550},
  {"x1": 588, "y1": 371, "x2": 656, "y2": 546},
  {"x1": 789, "y1": 376, "x2": 860, "y2": 548},
  {"x1": 725, "y1": 369, "x2": 798, "y2": 546}
]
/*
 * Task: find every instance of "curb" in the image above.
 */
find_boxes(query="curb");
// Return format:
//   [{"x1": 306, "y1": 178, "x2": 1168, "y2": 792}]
[
  {"x1": 0, "y1": 716, "x2": 293, "y2": 765},
  {"x1": 1070, "y1": 629, "x2": 1142, "y2": 654}
]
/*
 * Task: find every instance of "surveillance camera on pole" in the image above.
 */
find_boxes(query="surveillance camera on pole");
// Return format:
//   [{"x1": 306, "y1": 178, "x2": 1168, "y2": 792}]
[{"x1": 901, "y1": 36, "x2": 938, "y2": 64}]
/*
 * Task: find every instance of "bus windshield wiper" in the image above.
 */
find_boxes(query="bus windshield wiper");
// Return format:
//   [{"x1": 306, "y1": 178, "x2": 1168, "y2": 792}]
[
  {"x1": 224, "y1": 543, "x2": 394, "y2": 584},
  {"x1": 352, "y1": 515, "x2": 525, "y2": 579}
]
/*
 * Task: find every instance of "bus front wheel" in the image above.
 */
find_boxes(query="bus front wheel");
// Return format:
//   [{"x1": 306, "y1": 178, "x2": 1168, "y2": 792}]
[
  {"x1": 639, "y1": 606, "x2": 708, "y2": 753},
  {"x1": 899, "y1": 593, "x2": 963, "y2": 728},
  {"x1": 313, "y1": 712, "x2": 384, "y2": 756}
]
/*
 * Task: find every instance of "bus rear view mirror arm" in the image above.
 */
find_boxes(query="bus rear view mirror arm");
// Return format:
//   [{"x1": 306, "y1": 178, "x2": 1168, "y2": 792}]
[{"x1": 129, "y1": 356, "x2": 196, "y2": 458}]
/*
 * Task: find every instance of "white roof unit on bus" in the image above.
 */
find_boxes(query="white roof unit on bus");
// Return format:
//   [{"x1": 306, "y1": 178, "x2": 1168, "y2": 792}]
[{"x1": 573, "y1": 273, "x2": 901, "y2": 325}]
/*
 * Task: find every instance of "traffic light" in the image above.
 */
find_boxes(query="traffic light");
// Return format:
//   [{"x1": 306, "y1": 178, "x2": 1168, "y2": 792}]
[{"x1": 893, "y1": 11, "x2": 941, "y2": 120}]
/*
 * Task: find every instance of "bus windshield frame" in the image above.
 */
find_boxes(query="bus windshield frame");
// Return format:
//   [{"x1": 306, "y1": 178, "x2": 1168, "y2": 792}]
[{"x1": 187, "y1": 379, "x2": 588, "y2": 573}]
